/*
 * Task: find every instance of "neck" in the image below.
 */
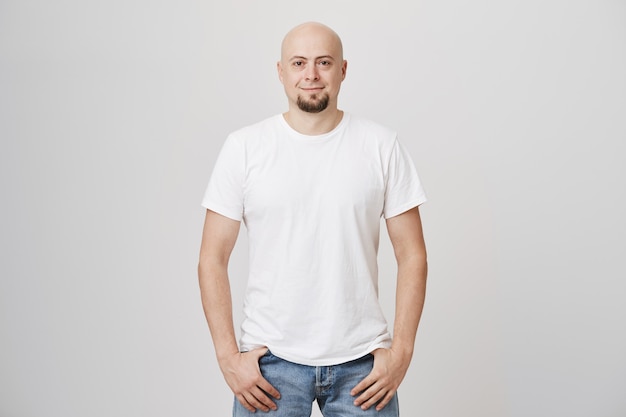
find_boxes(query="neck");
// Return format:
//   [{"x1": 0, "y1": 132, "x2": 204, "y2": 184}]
[{"x1": 283, "y1": 108, "x2": 344, "y2": 136}]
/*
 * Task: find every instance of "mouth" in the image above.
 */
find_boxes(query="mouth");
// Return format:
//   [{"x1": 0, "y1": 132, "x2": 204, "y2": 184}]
[{"x1": 300, "y1": 87, "x2": 324, "y2": 92}]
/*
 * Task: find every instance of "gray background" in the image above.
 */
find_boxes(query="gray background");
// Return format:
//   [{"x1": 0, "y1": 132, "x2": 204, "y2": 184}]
[{"x1": 1, "y1": 0, "x2": 625, "y2": 416}]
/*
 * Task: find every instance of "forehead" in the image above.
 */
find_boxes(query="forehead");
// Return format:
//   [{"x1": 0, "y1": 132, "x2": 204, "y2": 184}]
[{"x1": 281, "y1": 26, "x2": 343, "y2": 60}]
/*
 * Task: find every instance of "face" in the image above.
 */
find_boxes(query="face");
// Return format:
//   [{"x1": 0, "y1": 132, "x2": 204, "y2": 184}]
[{"x1": 277, "y1": 23, "x2": 347, "y2": 114}]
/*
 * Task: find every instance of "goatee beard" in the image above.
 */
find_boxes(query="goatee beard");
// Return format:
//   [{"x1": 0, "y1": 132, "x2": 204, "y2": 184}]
[{"x1": 297, "y1": 93, "x2": 329, "y2": 113}]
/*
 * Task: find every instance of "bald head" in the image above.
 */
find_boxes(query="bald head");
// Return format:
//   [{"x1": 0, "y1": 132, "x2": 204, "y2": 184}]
[{"x1": 280, "y1": 22, "x2": 344, "y2": 63}]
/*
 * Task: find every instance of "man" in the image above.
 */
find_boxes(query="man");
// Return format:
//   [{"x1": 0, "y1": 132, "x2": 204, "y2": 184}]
[{"x1": 198, "y1": 22, "x2": 428, "y2": 417}]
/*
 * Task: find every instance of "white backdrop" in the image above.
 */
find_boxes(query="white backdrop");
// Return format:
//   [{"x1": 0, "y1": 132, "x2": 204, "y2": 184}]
[{"x1": 1, "y1": 1, "x2": 625, "y2": 416}]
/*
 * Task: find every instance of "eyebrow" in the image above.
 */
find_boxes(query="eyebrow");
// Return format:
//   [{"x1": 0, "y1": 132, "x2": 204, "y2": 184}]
[{"x1": 289, "y1": 55, "x2": 335, "y2": 61}]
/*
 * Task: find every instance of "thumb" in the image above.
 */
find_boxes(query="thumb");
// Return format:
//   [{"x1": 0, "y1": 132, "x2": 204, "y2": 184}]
[{"x1": 248, "y1": 347, "x2": 269, "y2": 359}]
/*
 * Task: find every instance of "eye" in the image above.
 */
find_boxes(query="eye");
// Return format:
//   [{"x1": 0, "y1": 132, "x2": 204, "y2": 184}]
[
  {"x1": 292, "y1": 61, "x2": 304, "y2": 67},
  {"x1": 318, "y1": 60, "x2": 331, "y2": 66}
]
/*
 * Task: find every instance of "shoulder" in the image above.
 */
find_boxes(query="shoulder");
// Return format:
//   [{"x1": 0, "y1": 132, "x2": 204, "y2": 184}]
[
  {"x1": 228, "y1": 114, "x2": 283, "y2": 143},
  {"x1": 345, "y1": 114, "x2": 397, "y2": 139},
  {"x1": 344, "y1": 113, "x2": 398, "y2": 148}
]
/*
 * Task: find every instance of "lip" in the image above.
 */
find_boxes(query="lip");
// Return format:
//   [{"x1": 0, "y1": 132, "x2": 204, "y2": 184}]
[{"x1": 300, "y1": 87, "x2": 324, "y2": 92}]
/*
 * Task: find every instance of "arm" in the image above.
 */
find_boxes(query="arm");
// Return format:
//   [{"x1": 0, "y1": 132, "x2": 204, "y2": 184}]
[
  {"x1": 198, "y1": 209, "x2": 280, "y2": 413},
  {"x1": 351, "y1": 206, "x2": 428, "y2": 411}
]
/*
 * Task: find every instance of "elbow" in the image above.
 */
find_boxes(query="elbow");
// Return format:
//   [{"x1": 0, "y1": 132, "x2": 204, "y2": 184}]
[{"x1": 197, "y1": 258, "x2": 213, "y2": 286}]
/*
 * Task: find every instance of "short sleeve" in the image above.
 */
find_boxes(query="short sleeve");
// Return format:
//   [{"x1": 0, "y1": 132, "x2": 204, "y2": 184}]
[
  {"x1": 201, "y1": 135, "x2": 245, "y2": 221},
  {"x1": 383, "y1": 138, "x2": 428, "y2": 219}
]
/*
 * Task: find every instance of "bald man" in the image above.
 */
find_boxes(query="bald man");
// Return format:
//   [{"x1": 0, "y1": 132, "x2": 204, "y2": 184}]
[{"x1": 198, "y1": 22, "x2": 428, "y2": 417}]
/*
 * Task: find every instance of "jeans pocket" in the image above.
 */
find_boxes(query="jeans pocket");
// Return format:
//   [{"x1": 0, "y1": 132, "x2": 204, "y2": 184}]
[{"x1": 258, "y1": 348, "x2": 274, "y2": 365}]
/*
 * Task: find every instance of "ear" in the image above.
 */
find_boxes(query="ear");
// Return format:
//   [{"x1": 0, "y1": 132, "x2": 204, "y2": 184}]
[
  {"x1": 341, "y1": 60, "x2": 348, "y2": 81},
  {"x1": 277, "y1": 61, "x2": 284, "y2": 84}
]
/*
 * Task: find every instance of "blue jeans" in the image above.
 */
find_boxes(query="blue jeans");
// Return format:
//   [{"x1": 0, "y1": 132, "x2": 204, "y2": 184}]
[{"x1": 233, "y1": 350, "x2": 399, "y2": 417}]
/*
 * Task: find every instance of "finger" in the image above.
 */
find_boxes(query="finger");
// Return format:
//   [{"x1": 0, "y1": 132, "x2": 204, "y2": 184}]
[
  {"x1": 354, "y1": 381, "x2": 378, "y2": 406},
  {"x1": 375, "y1": 390, "x2": 396, "y2": 411},
  {"x1": 242, "y1": 389, "x2": 272, "y2": 413},
  {"x1": 257, "y1": 377, "x2": 281, "y2": 399},
  {"x1": 350, "y1": 374, "x2": 376, "y2": 396},
  {"x1": 249, "y1": 347, "x2": 268, "y2": 359},
  {"x1": 357, "y1": 384, "x2": 387, "y2": 410},
  {"x1": 236, "y1": 394, "x2": 256, "y2": 413},
  {"x1": 250, "y1": 386, "x2": 278, "y2": 411}
]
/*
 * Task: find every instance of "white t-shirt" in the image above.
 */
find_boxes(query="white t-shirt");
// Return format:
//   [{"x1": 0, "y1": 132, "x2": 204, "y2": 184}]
[{"x1": 202, "y1": 113, "x2": 427, "y2": 366}]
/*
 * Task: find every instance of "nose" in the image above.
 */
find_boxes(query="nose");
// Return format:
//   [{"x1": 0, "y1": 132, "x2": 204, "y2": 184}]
[{"x1": 304, "y1": 64, "x2": 319, "y2": 81}]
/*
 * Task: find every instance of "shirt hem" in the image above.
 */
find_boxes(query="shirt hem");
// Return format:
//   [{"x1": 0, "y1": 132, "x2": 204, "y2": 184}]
[
  {"x1": 261, "y1": 340, "x2": 393, "y2": 367},
  {"x1": 384, "y1": 196, "x2": 428, "y2": 219},
  {"x1": 201, "y1": 201, "x2": 242, "y2": 222}
]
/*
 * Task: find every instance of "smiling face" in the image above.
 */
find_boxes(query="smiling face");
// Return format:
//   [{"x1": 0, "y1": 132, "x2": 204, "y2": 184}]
[{"x1": 277, "y1": 23, "x2": 347, "y2": 114}]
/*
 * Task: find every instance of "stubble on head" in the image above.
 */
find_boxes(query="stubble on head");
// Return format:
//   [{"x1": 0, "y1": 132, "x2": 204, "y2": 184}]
[{"x1": 280, "y1": 22, "x2": 344, "y2": 62}]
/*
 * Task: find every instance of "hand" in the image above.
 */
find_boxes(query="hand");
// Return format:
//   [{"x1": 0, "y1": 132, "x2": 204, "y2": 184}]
[
  {"x1": 219, "y1": 347, "x2": 281, "y2": 413},
  {"x1": 350, "y1": 348, "x2": 411, "y2": 411}
]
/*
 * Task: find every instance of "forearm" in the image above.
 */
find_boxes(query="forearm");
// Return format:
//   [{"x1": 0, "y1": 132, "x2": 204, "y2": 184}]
[
  {"x1": 199, "y1": 260, "x2": 281, "y2": 412},
  {"x1": 391, "y1": 254, "x2": 427, "y2": 358},
  {"x1": 198, "y1": 262, "x2": 240, "y2": 362},
  {"x1": 196, "y1": 212, "x2": 280, "y2": 412},
  {"x1": 352, "y1": 254, "x2": 427, "y2": 411}
]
